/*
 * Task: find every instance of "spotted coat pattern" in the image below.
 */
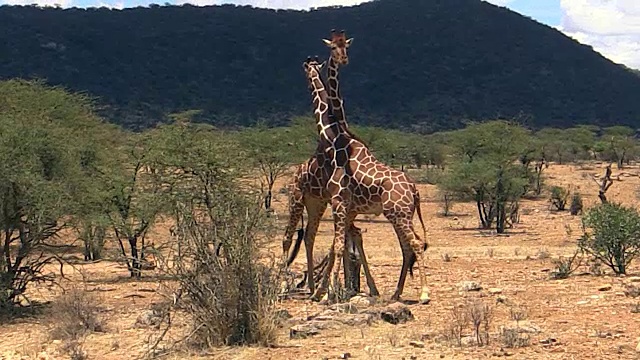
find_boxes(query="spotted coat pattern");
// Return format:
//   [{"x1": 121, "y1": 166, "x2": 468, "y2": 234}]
[{"x1": 301, "y1": 58, "x2": 430, "y2": 304}]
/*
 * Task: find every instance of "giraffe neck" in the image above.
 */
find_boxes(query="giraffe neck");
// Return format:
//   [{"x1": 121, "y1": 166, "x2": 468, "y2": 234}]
[
  {"x1": 326, "y1": 56, "x2": 369, "y2": 148},
  {"x1": 327, "y1": 57, "x2": 348, "y2": 130},
  {"x1": 309, "y1": 74, "x2": 341, "y2": 144}
]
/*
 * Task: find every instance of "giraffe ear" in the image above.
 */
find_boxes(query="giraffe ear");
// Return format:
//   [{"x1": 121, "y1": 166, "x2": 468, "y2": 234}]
[
  {"x1": 322, "y1": 39, "x2": 332, "y2": 47},
  {"x1": 345, "y1": 38, "x2": 354, "y2": 46}
]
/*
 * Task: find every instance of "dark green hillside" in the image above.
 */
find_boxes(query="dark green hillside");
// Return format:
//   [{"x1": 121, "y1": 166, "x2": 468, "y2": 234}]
[{"x1": 1, "y1": 0, "x2": 639, "y2": 131}]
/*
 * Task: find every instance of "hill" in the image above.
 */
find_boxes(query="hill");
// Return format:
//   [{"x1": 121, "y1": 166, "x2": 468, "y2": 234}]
[{"x1": 1, "y1": 0, "x2": 640, "y2": 131}]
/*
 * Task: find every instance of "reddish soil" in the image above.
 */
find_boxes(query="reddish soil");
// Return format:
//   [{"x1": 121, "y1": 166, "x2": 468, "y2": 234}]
[{"x1": 1, "y1": 163, "x2": 640, "y2": 360}]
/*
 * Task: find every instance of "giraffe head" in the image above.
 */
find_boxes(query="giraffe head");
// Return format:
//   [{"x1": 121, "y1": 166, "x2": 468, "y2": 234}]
[
  {"x1": 322, "y1": 29, "x2": 353, "y2": 65},
  {"x1": 303, "y1": 56, "x2": 325, "y2": 90}
]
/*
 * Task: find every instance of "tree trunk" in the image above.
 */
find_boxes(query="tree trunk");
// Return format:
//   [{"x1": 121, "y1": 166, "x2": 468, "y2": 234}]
[
  {"x1": 264, "y1": 179, "x2": 274, "y2": 210},
  {"x1": 477, "y1": 201, "x2": 489, "y2": 229},
  {"x1": 129, "y1": 237, "x2": 140, "y2": 278},
  {"x1": 495, "y1": 170, "x2": 505, "y2": 233}
]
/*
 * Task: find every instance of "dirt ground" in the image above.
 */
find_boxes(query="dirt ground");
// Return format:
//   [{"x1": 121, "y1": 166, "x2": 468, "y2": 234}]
[{"x1": 2, "y1": 163, "x2": 640, "y2": 360}]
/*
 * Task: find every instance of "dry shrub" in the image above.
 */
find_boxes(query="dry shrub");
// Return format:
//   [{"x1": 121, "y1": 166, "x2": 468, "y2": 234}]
[
  {"x1": 48, "y1": 287, "x2": 104, "y2": 341},
  {"x1": 59, "y1": 340, "x2": 89, "y2": 360},
  {"x1": 536, "y1": 248, "x2": 550, "y2": 260},
  {"x1": 508, "y1": 304, "x2": 528, "y2": 323},
  {"x1": 441, "y1": 299, "x2": 493, "y2": 347},
  {"x1": 468, "y1": 299, "x2": 492, "y2": 346},
  {"x1": 500, "y1": 327, "x2": 530, "y2": 348},
  {"x1": 166, "y1": 191, "x2": 281, "y2": 349},
  {"x1": 550, "y1": 249, "x2": 583, "y2": 279},
  {"x1": 442, "y1": 306, "x2": 468, "y2": 347},
  {"x1": 438, "y1": 190, "x2": 455, "y2": 216}
]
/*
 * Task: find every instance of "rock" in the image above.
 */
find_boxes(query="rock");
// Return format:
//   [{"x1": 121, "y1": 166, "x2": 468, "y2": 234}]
[
  {"x1": 628, "y1": 277, "x2": 640, "y2": 283},
  {"x1": 380, "y1": 302, "x2": 414, "y2": 325},
  {"x1": 598, "y1": 284, "x2": 612, "y2": 291},
  {"x1": 576, "y1": 300, "x2": 589, "y2": 305},
  {"x1": 289, "y1": 323, "x2": 321, "y2": 339},
  {"x1": 505, "y1": 320, "x2": 541, "y2": 334},
  {"x1": 274, "y1": 309, "x2": 293, "y2": 322},
  {"x1": 350, "y1": 294, "x2": 376, "y2": 307},
  {"x1": 134, "y1": 309, "x2": 163, "y2": 328},
  {"x1": 635, "y1": 341, "x2": 640, "y2": 353},
  {"x1": 329, "y1": 302, "x2": 359, "y2": 314},
  {"x1": 459, "y1": 281, "x2": 482, "y2": 292},
  {"x1": 339, "y1": 313, "x2": 375, "y2": 326},
  {"x1": 488, "y1": 288, "x2": 503, "y2": 294},
  {"x1": 317, "y1": 313, "x2": 375, "y2": 326},
  {"x1": 409, "y1": 340, "x2": 425, "y2": 348},
  {"x1": 624, "y1": 285, "x2": 640, "y2": 298},
  {"x1": 339, "y1": 353, "x2": 351, "y2": 359},
  {"x1": 539, "y1": 338, "x2": 559, "y2": 346},
  {"x1": 461, "y1": 336, "x2": 476, "y2": 346}
]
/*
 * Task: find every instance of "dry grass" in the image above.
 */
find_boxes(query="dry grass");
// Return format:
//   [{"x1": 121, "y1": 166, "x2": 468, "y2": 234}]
[
  {"x1": 48, "y1": 287, "x2": 104, "y2": 341},
  {"x1": 2, "y1": 163, "x2": 640, "y2": 359}
]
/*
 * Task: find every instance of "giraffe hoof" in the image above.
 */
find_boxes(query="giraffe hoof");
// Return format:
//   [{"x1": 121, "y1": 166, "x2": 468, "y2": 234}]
[
  {"x1": 310, "y1": 290, "x2": 324, "y2": 302},
  {"x1": 419, "y1": 295, "x2": 431, "y2": 305},
  {"x1": 319, "y1": 294, "x2": 330, "y2": 305}
]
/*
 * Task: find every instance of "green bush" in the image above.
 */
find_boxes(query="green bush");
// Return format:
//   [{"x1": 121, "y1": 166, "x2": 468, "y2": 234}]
[
  {"x1": 578, "y1": 203, "x2": 640, "y2": 275},
  {"x1": 569, "y1": 193, "x2": 584, "y2": 215},
  {"x1": 549, "y1": 186, "x2": 570, "y2": 211}
]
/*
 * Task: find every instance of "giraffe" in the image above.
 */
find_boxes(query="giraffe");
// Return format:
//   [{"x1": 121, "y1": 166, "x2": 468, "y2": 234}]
[
  {"x1": 281, "y1": 30, "x2": 374, "y2": 297},
  {"x1": 301, "y1": 56, "x2": 430, "y2": 304},
  {"x1": 282, "y1": 160, "x2": 379, "y2": 297}
]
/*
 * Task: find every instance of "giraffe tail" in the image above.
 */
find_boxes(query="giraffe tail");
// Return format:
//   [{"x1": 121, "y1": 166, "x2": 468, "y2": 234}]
[
  {"x1": 408, "y1": 189, "x2": 428, "y2": 278},
  {"x1": 286, "y1": 216, "x2": 305, "y2": 267}
]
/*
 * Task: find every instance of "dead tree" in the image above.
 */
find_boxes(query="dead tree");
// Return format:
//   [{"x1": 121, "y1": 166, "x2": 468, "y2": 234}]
[{"x1": 592, "y1": 163, "x2": 614, "y2": 204}]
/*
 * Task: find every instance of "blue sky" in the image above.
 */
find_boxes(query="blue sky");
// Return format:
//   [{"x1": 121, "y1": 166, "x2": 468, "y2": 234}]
[
  {"x1": 497, "y1": 0, "x2": 561, "y2": 26},
  {"x1": 2, "y1": 0, "x2": 639, "y2": 69}
]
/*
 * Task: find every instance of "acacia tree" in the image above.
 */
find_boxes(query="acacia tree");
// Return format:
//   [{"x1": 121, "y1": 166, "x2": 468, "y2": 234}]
[
  {"x1": 535, "y1": 126, "x2": 596, "y2": 164},
  {"x1": 0, "y1": 80, "x2": 109, "y2": 309},
  {"x1": 104, "y1": 132, "x2": 166, "y2": 278},
  {"x1": 595, "y1": 126, "x2": 637, "y2": 169},
  {"x1": 241, "y1": 123, "x2": 312, "y2": 210},
  {"x1": 440, "y1": 121, "x2": 534, "y2": 233}
]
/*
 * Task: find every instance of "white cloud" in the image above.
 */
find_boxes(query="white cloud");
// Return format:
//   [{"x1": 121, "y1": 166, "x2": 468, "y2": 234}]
[
  {"x1": 97, "y1": 1, "x2": 124, "y2": 8},
  {"x1": 1, "y1": 0, "x2": 72, "y2": 7},
  {"x1": 481, "y1": 0, "x2": 515, "y2": 6},
  {"x1": 558, "y1": 0, "x2": 640, "y2": 69},
  {"x1": 176, "y1": 0, "x2": 369, "y2": 9}
]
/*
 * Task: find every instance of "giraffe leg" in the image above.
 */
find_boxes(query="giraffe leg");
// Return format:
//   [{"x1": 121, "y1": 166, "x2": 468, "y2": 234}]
[
  {"x1": 389, "y1": 216, "x2": 430, "y2": 305},
  {"x1": 411, "y1": 228, "x2": 431, "y2": 305},
  {"x1": 349, "y1": 225, "x2": 379, "y2": 297},
  {"x1": 390, "y1": 242, "x2": 412, "y2": 301},
  {"x1": 282, "y1": 184, "x2": 304, "y2": 265},
  {"x1": 304, "y1": 199, "x2": 327, "y2": 296},
  {"x1": 312, "y1": 200, "x2": 348, "y2": 303}
]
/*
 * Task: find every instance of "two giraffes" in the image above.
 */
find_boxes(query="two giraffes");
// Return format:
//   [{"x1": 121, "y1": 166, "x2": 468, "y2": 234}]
[{"x1": 282, "y1": 30, "x2": 431, "y2": 305}]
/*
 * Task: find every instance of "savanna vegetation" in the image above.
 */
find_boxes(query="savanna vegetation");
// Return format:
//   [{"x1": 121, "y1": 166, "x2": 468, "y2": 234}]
[{"x1": 2, "y1": 78, "x2": 640, "y2": 358}]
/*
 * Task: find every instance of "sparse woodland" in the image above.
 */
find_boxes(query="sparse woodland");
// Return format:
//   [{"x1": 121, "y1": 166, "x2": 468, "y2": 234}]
[{"x1": 3, "y1": 80, "x2": 640, "y2": 359}]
